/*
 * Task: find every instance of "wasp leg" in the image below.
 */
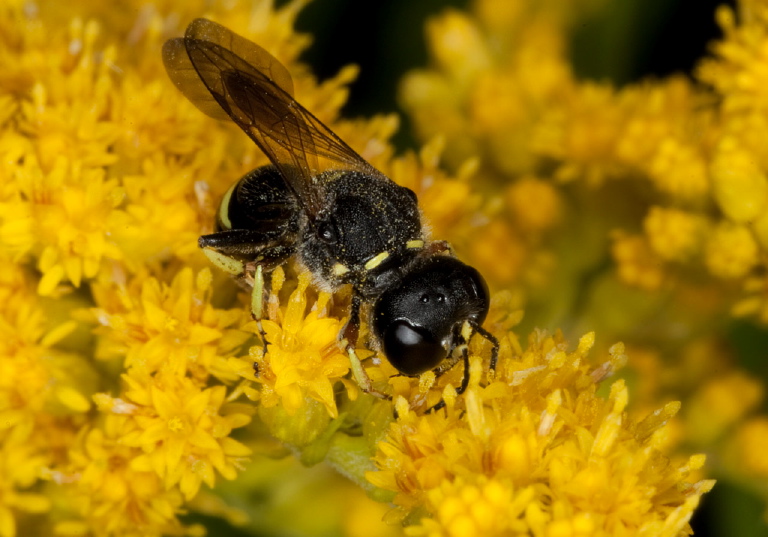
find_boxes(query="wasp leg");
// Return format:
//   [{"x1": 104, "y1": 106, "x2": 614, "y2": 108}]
[
  {"x1": 199, "y1": 229, "x2": 296, "y2": 261},
  {"x1": 250, "y1": 263, "x2": 269, "y2": 359},
  {"x1": 423, "y1": 240, "x2": 453, "y2": 256},
  {"x1": 343, "y1": 293, "x2": 392, "y2": 401},
  {"x1": 425, "y1": 325, "x2": 467, "y2": 412},
  {"x1": 426, "y1": 347, "x2": 470, "y2": 414},
  {"x1": 426, "y1": 321, "x2": 500, "y2": 413},
  {"x1": 200, "y1": 246, "x2": 248, "y2": 277},
  {"x1": 432, "y1": 341, "x2": 463, "y2": 378},
  {"x1": 385, "y1": 352, "x2": 461, "y2": 381},
  {"x1": 471, "y1": 322, "x2": 500, "y2": 374},
  {"x1": 199, "y1": 229, "x2": 296, "y2": 367}
]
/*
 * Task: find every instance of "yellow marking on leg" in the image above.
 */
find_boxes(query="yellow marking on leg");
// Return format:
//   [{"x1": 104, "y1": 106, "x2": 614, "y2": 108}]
[
  {"x1": 202, "y1": 248, "x2": 244, "y2": 275},
  {"x1": 347, "y1": 347, "x2": 391, "y2": 400},
  {"x1": 252, "y1": 264, "x2": 264, "y2": 321},
  {"x1": 252, "y1": 264, "x2": 269, "y2": 356},
  {"x1": 332, "y1": 263, "x2": 349, "y2": 276},
  {"x1": 364, "y1": 251, "x2": 389, "y2": 270},
  {"x1": 406, "y1": 239, "x2": 424, "y2": 249}
]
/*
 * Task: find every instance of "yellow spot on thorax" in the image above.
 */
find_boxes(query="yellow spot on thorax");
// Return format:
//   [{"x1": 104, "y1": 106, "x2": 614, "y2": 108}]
[
  {"x1": 332, "y1": 263, "x2": 349, "y2": 276},
  {"x1": 406, "y1": 239, "x2": 424, "y2": 249},
  {"x1": 364, "y1": 251, "x2": 389, "y2": 270}
]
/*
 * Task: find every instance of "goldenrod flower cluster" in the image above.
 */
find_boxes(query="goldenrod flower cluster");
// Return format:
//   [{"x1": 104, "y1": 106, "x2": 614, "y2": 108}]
[
  {"x1": 402, "y1": 0, "x2": 768, "y2": 529},
  {"x1": 402, "y1": 0, "x2": 768, "y2": 317},
  {"x1": 0, "y1": 0, "x2": 732, "y2": 535},
  {"x1": 369, "y1": 333, "x2": 711, "y2": 536}
]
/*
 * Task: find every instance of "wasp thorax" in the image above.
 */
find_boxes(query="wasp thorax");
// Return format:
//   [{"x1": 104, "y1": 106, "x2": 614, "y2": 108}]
[
  {"x1": 371, "y1": 256, "x2": 490, "y2": 376},
  {"x1": 297, "y1": 170, "x2": 423, "y2": 292}
]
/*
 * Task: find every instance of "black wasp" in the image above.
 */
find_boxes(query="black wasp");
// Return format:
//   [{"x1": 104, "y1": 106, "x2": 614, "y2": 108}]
[{"x1": 163, "y1": 19, "x2": 498, "y2": 409}]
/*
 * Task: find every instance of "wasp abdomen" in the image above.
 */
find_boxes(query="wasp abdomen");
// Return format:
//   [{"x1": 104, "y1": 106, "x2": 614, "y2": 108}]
[{"x1": 217, "y1": 165, "x2": 300, "y2": 235}]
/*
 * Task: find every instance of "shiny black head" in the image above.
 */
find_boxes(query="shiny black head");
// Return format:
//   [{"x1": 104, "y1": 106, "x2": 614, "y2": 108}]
[{"x1": 371, "y1": 256, "x2": 490, "y2": 376}]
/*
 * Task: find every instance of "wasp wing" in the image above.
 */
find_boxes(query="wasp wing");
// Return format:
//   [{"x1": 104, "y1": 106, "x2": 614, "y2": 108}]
[{"x1": 163, "y1": 18, "x2": 380, "y2": 215}]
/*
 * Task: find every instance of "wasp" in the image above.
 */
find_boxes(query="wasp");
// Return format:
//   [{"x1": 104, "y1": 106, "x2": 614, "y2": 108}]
[{"x1": 163, "y1": 19, "x2": 498, "y2": 409}]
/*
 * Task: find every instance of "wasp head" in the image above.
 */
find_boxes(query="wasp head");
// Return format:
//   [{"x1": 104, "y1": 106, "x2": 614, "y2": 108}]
[{"x1": 371, "y1": 256, "x2": 490, "y2": 376}]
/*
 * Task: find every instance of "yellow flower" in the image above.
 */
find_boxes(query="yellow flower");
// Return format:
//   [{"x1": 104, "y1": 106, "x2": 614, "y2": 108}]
[
  {"x1": 400, "y1": 5, "x2": 573, "y2": 175},
  {"x1": 0, "y1": 0, "x2": 733, "y2": 533},
  {"x1": 368, "y1": 332, "x2": 713, "y2": 535},
  {"x1": 733, "y1": 274, "x2": 768, "y2": 321},
  {"x1": 0, "y1": 260, "x2": 96, "y2": 536},
  {"x1": 426, "y1": 10, "x2": 491, "y2": 83},
  {"x1": 697, "y1": 3, "x2": 768, "y2": 112},
  {"x1": 0, "y1": 16, "x2": 129, "y2": 294},
  {"x1": 643, "y1": 206, "x2": 706, "y2": 262},
  {"x1": 230, "y1": 269, "x2": 355, "y2": 421},
  {"x1": 2, "y1": 1, "x2": 356, "y2": 533},
  {"x1": 53, "y1": 417, "x2": 197, "y2": 537},
  {"x1": 384, "y1": 138, "x2": 482, "y2": 243},
  {"x1": 0, "y1": 260, "x2": 93, "y2": 421},
  {"x1": 469, "y1": 219, "x2": 528, "y2": 286},
  {"x1": 111, "y1": 157, "x2": 206, "y2": 268},
  {"x1": 88, "y1": 267, "x2": 246, "y2": 382},
  {"x1": 611, "y1": 233, "x2": 666, "y2": 291},
  {"x1": 704, "y1": 222, "x2": 759, "y2": 279},
  {"x1": 647, "y1": 137, "x2": 709, "y2": 201},
  {"x1": 710, "y1": 138, "x2": 768, "y2": 223},
  {"x1": 685, "y1": 372, "x2": 764, "y2": 446},
  {"x1": 0, "y1": 153, "x2": 125, "y2": 295},
  {"x1": 732, "y1": 417, "x2": 768, "y2": 477},
  {"x1": 0, "y1": 440, "x2": 52, "y2": 537},
  {"x1": 535, "y1": 82, "x2": 624, "y2": 185},
  {"x1": 111, "y1": 373, "x2": 252, "y2": 500},
  {"x1": 505, "y1": 176, "x2": 563, "y2": 233}
]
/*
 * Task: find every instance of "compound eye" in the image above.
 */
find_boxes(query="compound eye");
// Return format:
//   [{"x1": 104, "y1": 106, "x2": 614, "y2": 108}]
[{"x1": 383, "y1": 320, "x2": 446, "y2": 376}]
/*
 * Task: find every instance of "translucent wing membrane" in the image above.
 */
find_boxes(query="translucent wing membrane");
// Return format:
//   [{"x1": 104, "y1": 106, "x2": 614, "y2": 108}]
[{"x1": 162, "y1": 18, "x2": 380, "y2": 215}]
